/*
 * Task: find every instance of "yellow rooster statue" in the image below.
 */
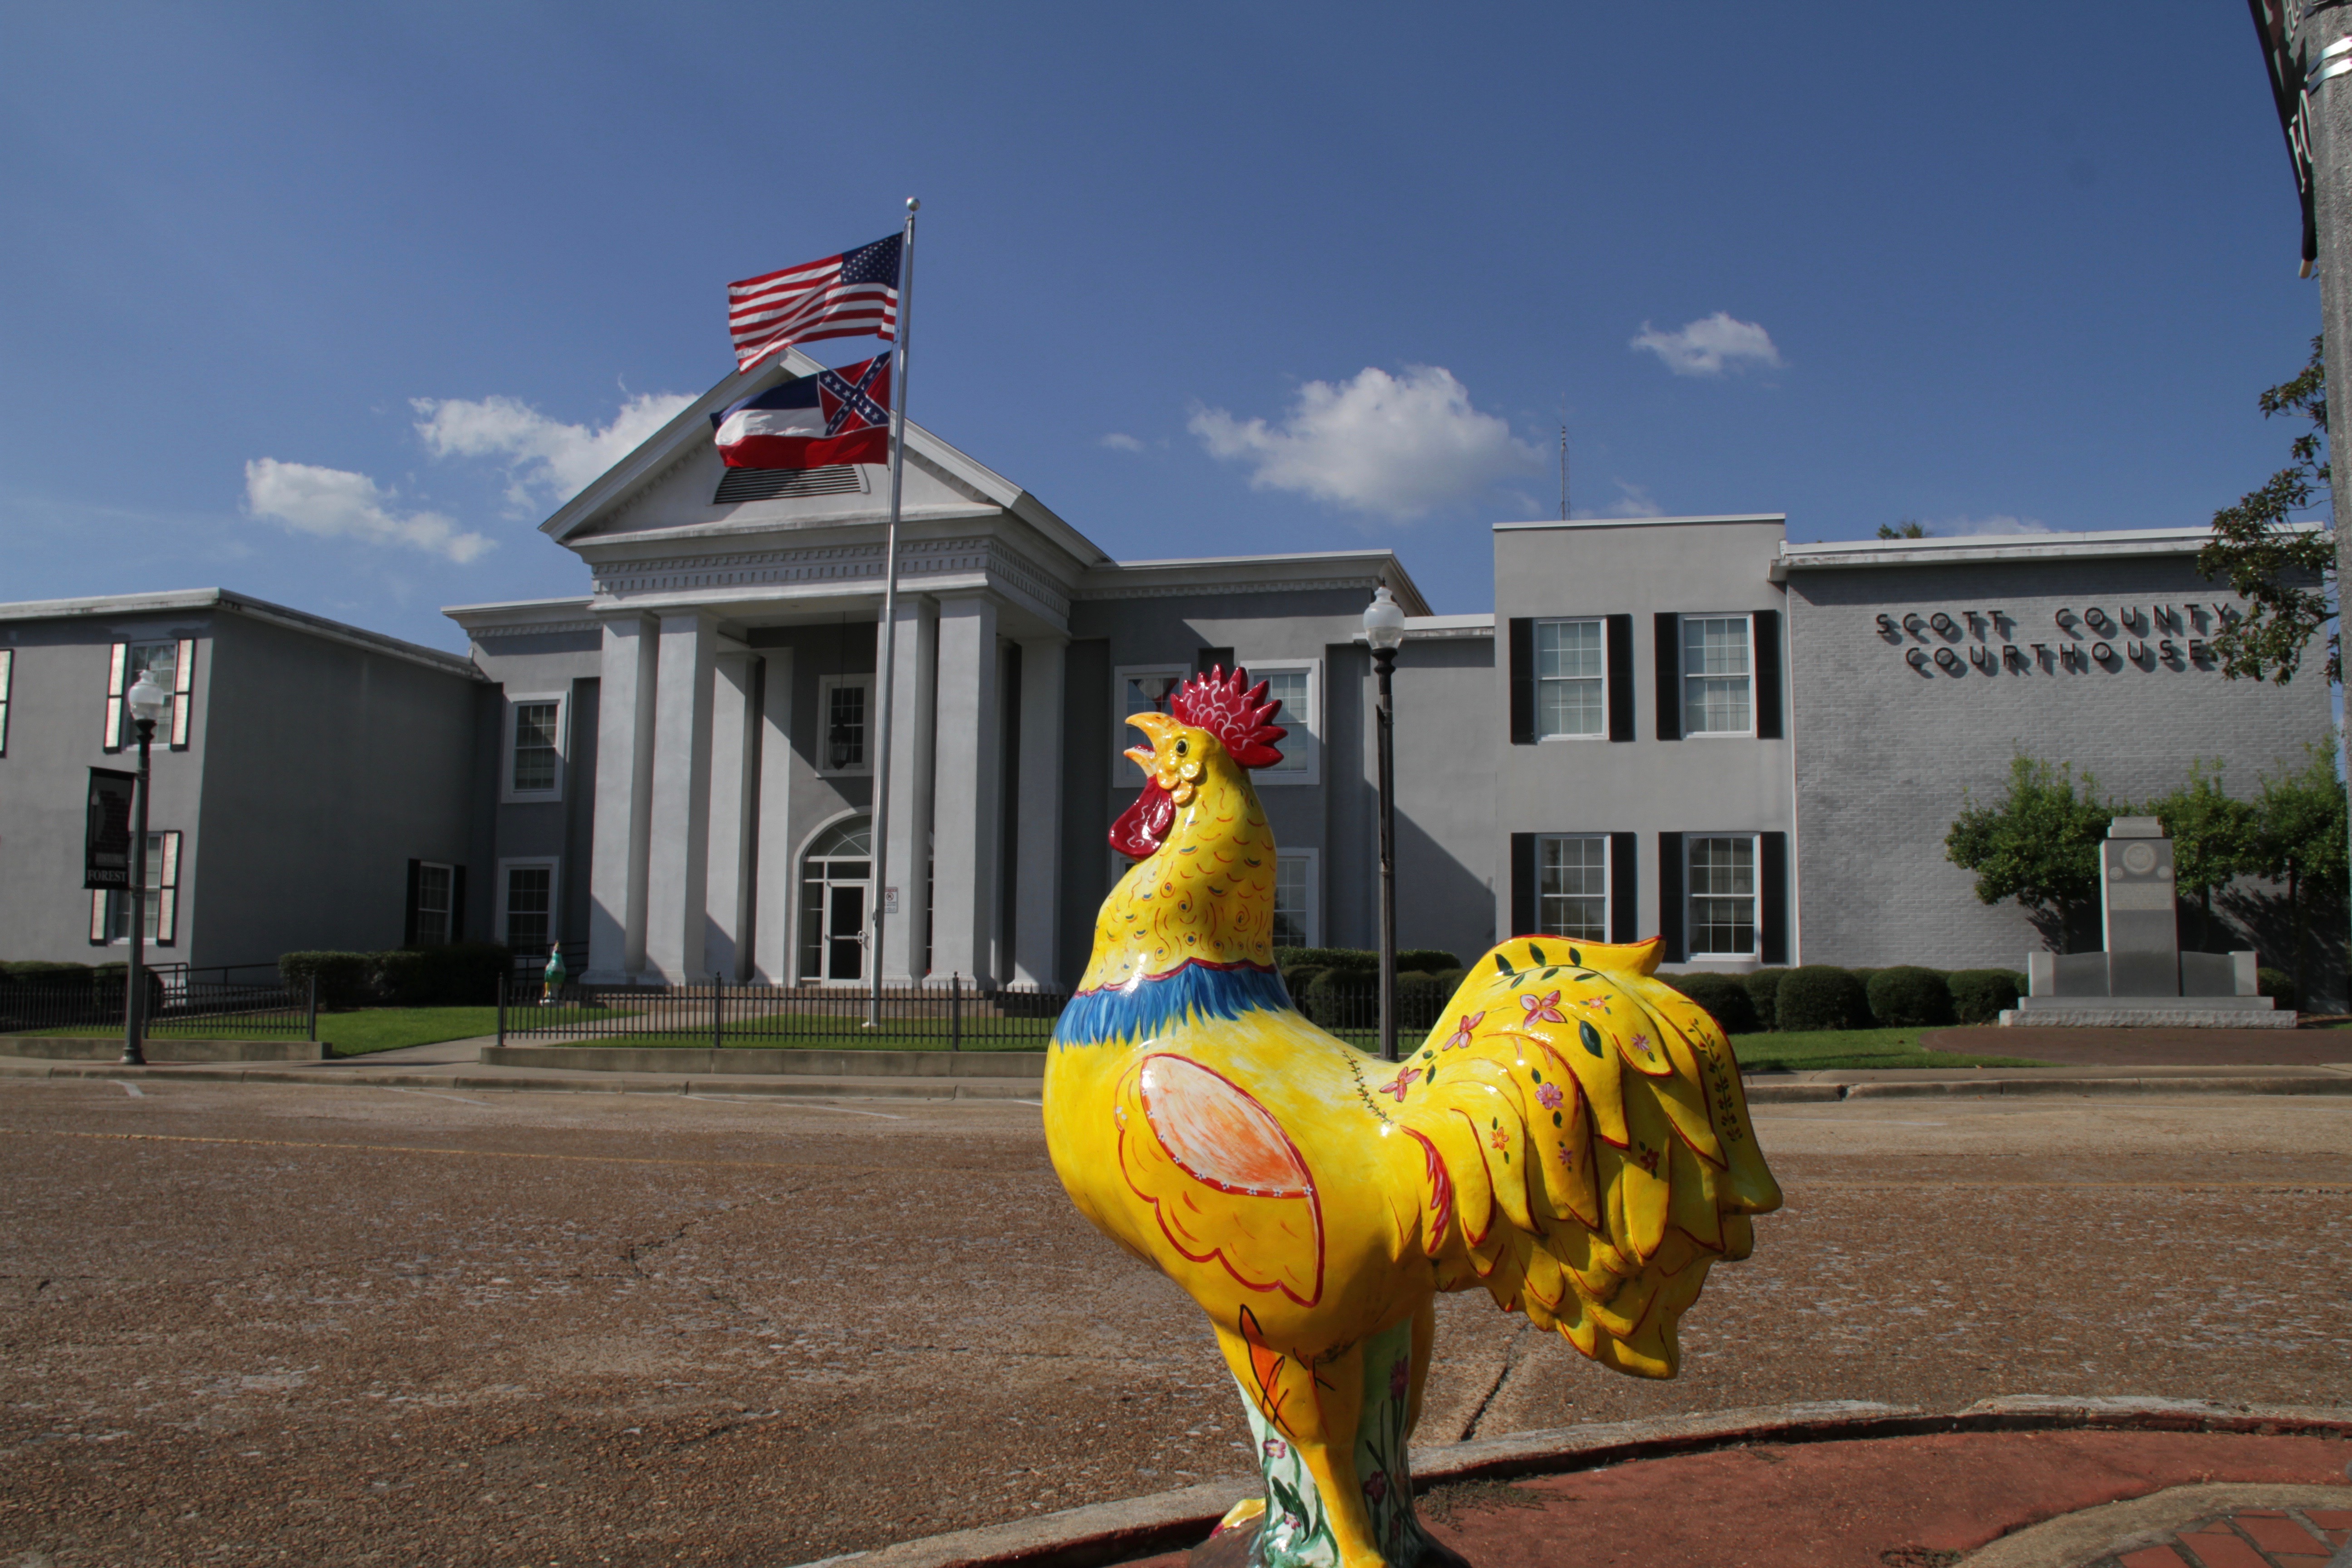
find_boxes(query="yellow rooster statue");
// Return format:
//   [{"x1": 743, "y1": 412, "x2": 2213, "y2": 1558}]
[{"x1": 1044, "y1": 666, "x2": 1783, "y2": 1568}]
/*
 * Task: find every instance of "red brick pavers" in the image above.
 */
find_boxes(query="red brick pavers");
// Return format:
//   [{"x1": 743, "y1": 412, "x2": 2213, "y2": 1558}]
[
  {"x1": 2109, "y1": 1506, "x2": 2352, "y2": 1567},
  {"x1": 1134, "y1": 1431, "x2": 2352, "y2": 1568}
]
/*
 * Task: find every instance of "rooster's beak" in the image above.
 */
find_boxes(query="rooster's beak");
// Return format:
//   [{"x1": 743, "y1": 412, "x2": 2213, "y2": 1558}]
[{"x1": 1124, "y1": 711, "x2": 1177, "y2": 772}]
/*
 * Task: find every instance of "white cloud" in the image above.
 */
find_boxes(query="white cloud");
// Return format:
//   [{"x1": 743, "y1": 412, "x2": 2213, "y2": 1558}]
[
  {"x1": 412, "y1": 390, "x2": 695, "y2": 510},
  {"x1": 1630, "y1": 312, "x2": 1783, "y2": 377},
  {"x1": 243, "y1": 458, "x2": 494, "y2": 564},
  {"x1": 1596, "y1": 481, "x2": 1665, "y2": 518},
  {"x1": 1099, "y1": 432, "x2": 1146, "y2": 452},
  {"x1": 1947, "y1": 514, "x2": 2052, "y2": 536},
  {"x1": 1189, "y1": 365, "x2": 1543, "y2": 522}
]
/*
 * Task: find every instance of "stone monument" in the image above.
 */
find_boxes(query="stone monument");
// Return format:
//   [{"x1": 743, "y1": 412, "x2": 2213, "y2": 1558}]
[{"x1": 2003, "y1": 817, "x2": 2292, "y2": 1027}]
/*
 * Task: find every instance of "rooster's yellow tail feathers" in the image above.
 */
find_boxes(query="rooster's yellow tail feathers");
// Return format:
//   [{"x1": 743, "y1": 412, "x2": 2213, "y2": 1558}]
[{"x1": 1387, "y1": 936, "x2": 1779, "y2": 1378}]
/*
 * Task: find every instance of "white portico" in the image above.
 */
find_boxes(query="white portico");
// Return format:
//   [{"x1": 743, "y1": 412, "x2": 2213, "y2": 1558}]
[{"x1": 451, "y1": 347, "x2": 1102, "y2": 988}]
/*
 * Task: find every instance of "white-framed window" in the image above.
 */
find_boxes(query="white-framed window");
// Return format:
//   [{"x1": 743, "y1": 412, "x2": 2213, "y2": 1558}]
[
  {"x1": 496, "y1": 859, "x2": 559, "y2": 956},
  {"x1": 502, "y1": 693, "x2": 565, "y2": 802},
  {"x1": 1272, "y1": 849, "x2": 1319, "y2": 948},
  {"x1": 816, "y1": 675, "x2": 874, "y2": 774},
  {"x1": 1536, "y1": 834, "x2": 1609, "y2": 941},
  {"x1": 1681, "y1": 616, "x2": 1754, "y2": 737},
  {"x1": 1686, "y1": 835, "x2": 1758, "y2": 957},
  {"x1": 105, "y1": 639, "x2": 193, "y2": 751},
  {"x1": 0, "y1": 647, "x2": 12, "y2": 755},
  {"x1": 1240, "y1": 659, "x2": 1320, "y2": 784},
  {"x1": 92, "y1": 830, "x2": 181, "y2": 946},
  {"x1": 415, "y1": 862, "x2": 454, "y2": 946},
  {"x1": 1112, "y1": 665, "x2": 1188, "y2": 765},
  {"x1": 1534, "y1": 620, "x2": 1607, "y2": 740}
]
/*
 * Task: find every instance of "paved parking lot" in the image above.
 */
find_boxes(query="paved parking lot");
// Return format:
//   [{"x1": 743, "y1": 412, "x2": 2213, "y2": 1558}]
[{"x1": 0, "y1": 1079, "x2": 2346, "y2": 1565}]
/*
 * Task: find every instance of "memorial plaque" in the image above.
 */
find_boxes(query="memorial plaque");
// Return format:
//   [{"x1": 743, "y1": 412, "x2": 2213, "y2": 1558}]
[{"x1": 2100, "y1": 816, "x2": 2179, "y2": 997}]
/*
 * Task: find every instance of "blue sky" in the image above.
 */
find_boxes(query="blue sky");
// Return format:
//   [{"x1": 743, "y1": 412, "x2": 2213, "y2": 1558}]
[{"x1": 0, "y1": 1, "x2": 2326, "y2": 648}]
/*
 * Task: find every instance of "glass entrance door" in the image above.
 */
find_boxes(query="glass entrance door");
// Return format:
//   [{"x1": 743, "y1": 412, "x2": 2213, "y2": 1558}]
[
  {"x1": 799, "y1": 817, "x2": 872, "y2": 984},
  {"x1": 825, "y1": 883, "x2": 866, "y2": 980}
]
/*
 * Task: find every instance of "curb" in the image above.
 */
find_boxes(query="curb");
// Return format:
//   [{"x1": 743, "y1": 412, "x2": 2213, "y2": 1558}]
[
  {"x1": 785, "y1": 1397, "x2": 2352, "y2": 1568},
  {"x1": 0, "y1": 1060, "x2": 1039, "y2": 1101},
  {"x1": 1742, "y1": 1073, "x2": 2352, "y2": 1103},
  {"x1": 2, "y1": 1058, "x2": 2346, "y2": 1105}
]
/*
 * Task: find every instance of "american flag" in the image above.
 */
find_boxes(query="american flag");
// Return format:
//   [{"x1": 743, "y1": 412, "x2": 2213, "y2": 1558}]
[{"x1": 727, "y1": 233, "x2": 901, "y2": 373}]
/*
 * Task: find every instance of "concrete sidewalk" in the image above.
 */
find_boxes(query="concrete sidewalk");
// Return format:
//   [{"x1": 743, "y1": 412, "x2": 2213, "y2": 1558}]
[{"x1": 3, "y1": 1039, "x2": 2348, "y2": 1102}]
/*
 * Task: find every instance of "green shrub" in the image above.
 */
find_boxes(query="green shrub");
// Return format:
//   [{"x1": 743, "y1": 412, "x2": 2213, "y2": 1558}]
[
  {"x1": 1865, "y1": 966, "x2": 1955, "y2": 1028},
  {"x1": 1742, "y1": 968, "x2": 1788, "y2": 1031},
  {"x1": 1397, "y1": 948, "x2": 1460, "y2": 973},
  {"x1": 2258, "y1": 967, "x2": 2297, "y2": 1009},
  {"x1": 375, "y1": 942, "x2": 511, "y2": 1007},
  {"x1": 1946, "y1": 969, "x2": 2023, "y2": 1025},
  {"x1": 1776, "y1": 966, "x2": 1870, "y2": 1031},
  {"x1": 1279, "y1": 947, "x2": 1377, "y2": 975},
  {"x1": 0, "y1": 960, "x2": 100, "y2": 990},
  {"x1": 278, "y1": 951, "x2": 376, "y2": 1009},
  {"x1": 1662, "y1": 972, "x2": 1759, "y2": 1034}
]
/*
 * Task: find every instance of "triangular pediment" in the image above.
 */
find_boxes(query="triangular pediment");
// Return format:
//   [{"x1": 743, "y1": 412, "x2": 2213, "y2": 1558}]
[{"x1": 540, "y1": 348, "x2": 1107, "y2": 567}]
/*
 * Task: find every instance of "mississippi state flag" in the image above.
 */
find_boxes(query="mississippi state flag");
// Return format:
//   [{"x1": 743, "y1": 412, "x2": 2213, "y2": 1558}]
[{"x1": 710, "y1": 353, "x2": 892, "y2": 470}]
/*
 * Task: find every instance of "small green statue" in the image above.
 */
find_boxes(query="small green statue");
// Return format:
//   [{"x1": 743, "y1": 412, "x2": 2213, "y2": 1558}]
[{"x1": 541, "y1": 946, "x2": 566, "y2": 1004}]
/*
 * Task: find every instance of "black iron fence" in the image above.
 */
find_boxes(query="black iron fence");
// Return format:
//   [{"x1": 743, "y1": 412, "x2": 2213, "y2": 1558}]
[
  {"x1": 0, "y1": 967, "x2": 317, "y2": 1039},
  {"x1": 497, "y1": 975, "x2": 1065, "y2": 1050},
  {"x1": 493, "y1": 970, "x2": 1460, "y2": 1053}
]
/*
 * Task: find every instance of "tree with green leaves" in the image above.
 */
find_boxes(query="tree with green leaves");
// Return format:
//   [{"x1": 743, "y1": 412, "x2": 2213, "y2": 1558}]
[
  {"x1": 1875, "y1": 519, "x2": 1929, "y2": 539},
  {"x1": 2196, "y1": 337, "x2": 2338, "y2": 685},
  {"x1": 2140, "y1": 758, "x2": 2261, "y2": 952},
  {"x1": 2249, "y1": 740, "x2": 2349, "y2": 1001},
  {"x1": 1945, "y1": 755, "x2": 2116, "y2": 947}
]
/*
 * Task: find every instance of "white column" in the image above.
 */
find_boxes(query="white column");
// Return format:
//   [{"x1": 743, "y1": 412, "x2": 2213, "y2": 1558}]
[
  {"x1": 643, "y1": 610, "x2": 716, "y2": 981},
  {"x1": 930, "y1": 595, "x2": 1001, "y2": 985},
  {"x1": 880, "y1": 596, "x2": 938, "y2": 981},
  {"x1": 1013, "y1": 636, "x2": 1066, "y2": 987},
  {"x1": 751, "y1": 647, "x2": 795, "y2": 984},
  {"x1": 586, "y1": 615, "x2": 658, "y2": 982},
  {"x1": 703, "y1": 648, "x2": 759, "y2": 981}
]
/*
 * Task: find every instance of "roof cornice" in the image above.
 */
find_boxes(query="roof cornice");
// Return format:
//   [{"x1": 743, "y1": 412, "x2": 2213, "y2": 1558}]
[
  {"x1": 0, "y1": 588, "x2": 482, "y2": 679},
  {"x1": 1078, "y1": 549, "x2": 1432, "y2": 615},
  {"x1": 1778, "y1": 524, "x2": 2307, "y2": 571},
  {"x1": 533, "y1": 348, "x2": 1113, "y2": 571}
]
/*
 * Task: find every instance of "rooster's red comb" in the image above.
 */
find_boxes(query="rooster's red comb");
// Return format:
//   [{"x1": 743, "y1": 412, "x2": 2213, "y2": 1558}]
[{"x1": 1169, "y1": 665, "x2": 1287, "y2": 769}]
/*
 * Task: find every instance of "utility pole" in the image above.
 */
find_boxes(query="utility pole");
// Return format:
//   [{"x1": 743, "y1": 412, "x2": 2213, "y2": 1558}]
[
  {"x1": 2296, "y1": 4, "x2": 2352, "y2": 1000},
  {"x1": 2252, "y1": 0, "x2": 2352, "y2": 997}
]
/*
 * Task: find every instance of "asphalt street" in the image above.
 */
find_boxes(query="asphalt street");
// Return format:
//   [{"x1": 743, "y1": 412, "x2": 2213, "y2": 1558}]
[{"x1": 0, "y1": 1080, "x2": 2345, "y2": 1566}]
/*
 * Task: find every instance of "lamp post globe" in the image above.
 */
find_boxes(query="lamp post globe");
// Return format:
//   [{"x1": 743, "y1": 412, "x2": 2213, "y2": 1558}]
[
  {"x1": 1362, "y1": 587, "x2": 1406, "y2": 1061},
  {"x1": 119, "y1": 670, "x2": 171, "y2": 1067}
]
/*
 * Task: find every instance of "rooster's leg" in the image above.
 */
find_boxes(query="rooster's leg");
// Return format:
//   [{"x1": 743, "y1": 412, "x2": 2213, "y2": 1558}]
[{"x1": 1212, "y1": 1318, "x2": 1452, "y2": 1568}]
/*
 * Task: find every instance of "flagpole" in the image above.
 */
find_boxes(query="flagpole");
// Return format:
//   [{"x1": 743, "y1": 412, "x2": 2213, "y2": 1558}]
[{"x1": 866, "y1": 197, "x2": 917, "y2": 1029}]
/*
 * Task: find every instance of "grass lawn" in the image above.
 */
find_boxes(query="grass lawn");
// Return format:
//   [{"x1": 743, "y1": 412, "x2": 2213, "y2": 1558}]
[
  {"x1": 7, "y1": 1006, "x2": 618, "y2": 1055},
  {"x1": 1728, "y1": 1026, "x2": 2049, "y2": 1072}
]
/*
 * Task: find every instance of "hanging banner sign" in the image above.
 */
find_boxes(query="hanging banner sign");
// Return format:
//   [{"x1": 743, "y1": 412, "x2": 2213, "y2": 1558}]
[
  {"x1": 2246, "y1": 0, "x2": 2321, "y2": 270},
  {"x1": 83, "y1": 767, "x2": 137, "y2": 890}
]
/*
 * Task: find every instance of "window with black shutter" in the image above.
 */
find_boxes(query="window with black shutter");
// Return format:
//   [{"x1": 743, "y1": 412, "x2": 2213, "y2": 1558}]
[
  {"x1": 1610, "y1": 831, "x2": 1638, "y2": 941},
  {"x1": 1754, "y1": 609, "x2": 1784, "y2": 740},
  {"x1": 1760, "y1": 832, "x2": 1789, "y2": 963},
  {"x1": 1606, "y1": 614, "x2": 1635, "y2": 741},
  {"x1": 1507, "y1": 619, "x2": 1534, "y2": 745},
  {"x1": 1652, "y1": 615, "x2": 1682, "y2": 740},
  {"x1": 1657, "y1": 832, "x2": 1686, "y2": 960}
]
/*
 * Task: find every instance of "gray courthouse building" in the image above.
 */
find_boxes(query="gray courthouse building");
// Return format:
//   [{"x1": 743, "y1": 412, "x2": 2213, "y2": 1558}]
[{"x1": 1, "y1": 348, "x2": 2336, "y2": 1004}]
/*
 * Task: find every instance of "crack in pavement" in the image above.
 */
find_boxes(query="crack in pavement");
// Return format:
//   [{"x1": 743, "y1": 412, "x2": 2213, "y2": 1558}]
[{"x1": 1455, "y1": 1318, "x2": 1534, "y2": 1442}]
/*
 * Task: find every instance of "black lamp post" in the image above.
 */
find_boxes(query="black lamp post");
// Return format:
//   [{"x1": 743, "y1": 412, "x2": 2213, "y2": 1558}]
[
  {"x1": 1362, "y1": 586, "x2": 1406, "y2": 1062},
  {"x1": 119, "y1": 669, "x2": 171, "y2": 1067}
]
